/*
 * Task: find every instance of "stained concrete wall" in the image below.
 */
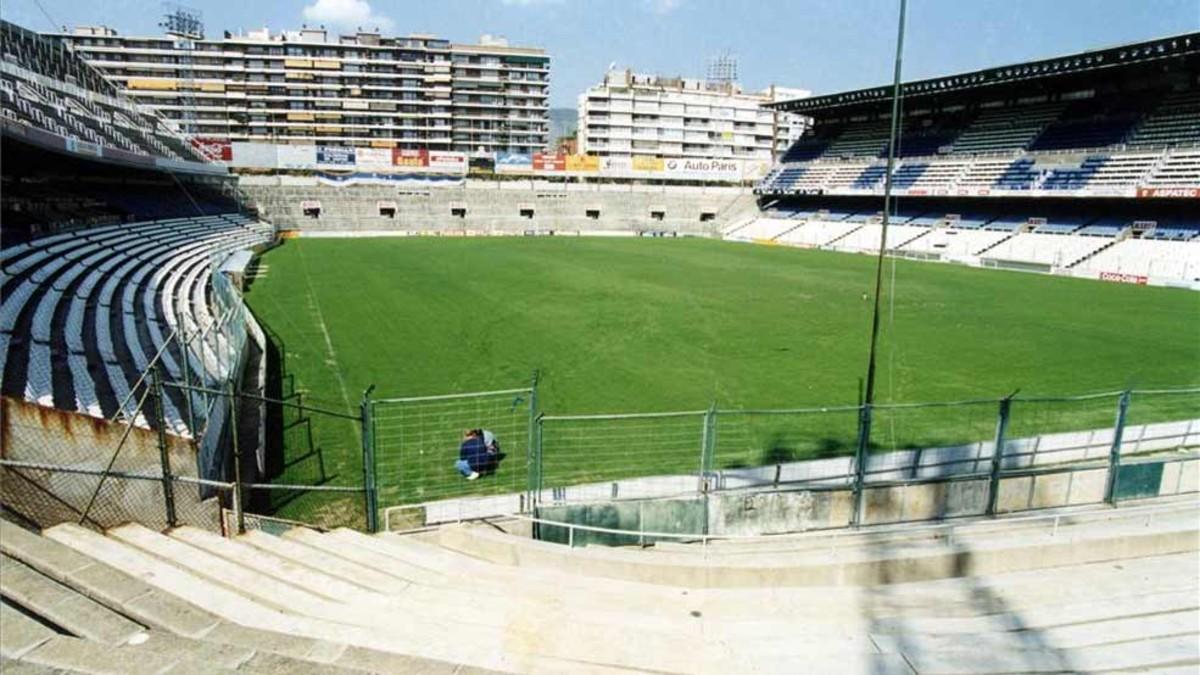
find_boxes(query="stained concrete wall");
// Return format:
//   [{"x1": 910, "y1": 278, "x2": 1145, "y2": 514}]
[
  {"x1": 239, "y1": 178, "x2": 758, "y2": 235},
  {"x1": 708, "y1": 489, "x2": 854, "y2": 536},
  {"x1": 0, "y1": 397, "x2": 219, "y2": 531},
  {"x1": 534, "y1": 461, "x2": 1195, "y2": 544}
]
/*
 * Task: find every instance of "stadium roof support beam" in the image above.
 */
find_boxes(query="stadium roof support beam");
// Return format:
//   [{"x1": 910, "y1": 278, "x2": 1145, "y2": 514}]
[{"x1": 769, "y1": 32, "x2": 1200, "y2": 115}]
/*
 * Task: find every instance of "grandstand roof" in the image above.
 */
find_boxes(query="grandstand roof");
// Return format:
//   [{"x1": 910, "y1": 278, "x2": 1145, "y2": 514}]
[{"x1": 768, "y1": 32, "x2": 1200, "y2": 116}]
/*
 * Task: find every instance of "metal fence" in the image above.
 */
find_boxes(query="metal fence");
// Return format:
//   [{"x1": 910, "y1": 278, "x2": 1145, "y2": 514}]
[
  {"x1": 367, "y1": 377, "x2": 537, "y2": 531},
  {"x1": 356, "y1": 384, "x2": 1196, "y2": 534}
]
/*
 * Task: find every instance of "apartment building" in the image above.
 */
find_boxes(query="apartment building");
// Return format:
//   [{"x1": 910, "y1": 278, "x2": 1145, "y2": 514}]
[
  {"x1": 53, "y1": 25, "x2": 549, "y2": 154},
  {"x1": 578, "y1": 69, "x2": 808, "y2": 161}
]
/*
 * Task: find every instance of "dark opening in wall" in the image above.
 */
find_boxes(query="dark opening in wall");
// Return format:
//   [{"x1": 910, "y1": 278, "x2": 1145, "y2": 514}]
[
  {"x1": 451, "y1": 207, "x2": 466, "y2": 218},
  {"x1": 700, "y1": 212, "x2": 716, "y2": 222},
  {"x1": 303, "y1": 206, "x2": 321, "y2": 218},
  {"x1": 379, "y1": 206, "x2": 396, "y2": 218},
  {"x1": 650, "y1": 210, "x2": 665, "y2": 221},
  {"x1": 520, "y1": 208, "x2": 535, "y2": 219},
  {"x1": 586, "y1": 209, "x2": 600, "y2": 220}
]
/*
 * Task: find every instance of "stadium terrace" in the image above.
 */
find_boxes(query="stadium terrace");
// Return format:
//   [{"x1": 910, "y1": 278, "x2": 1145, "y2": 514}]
[{"x1": 0, "y1": 11, "x2": 1198, "y2": 674}]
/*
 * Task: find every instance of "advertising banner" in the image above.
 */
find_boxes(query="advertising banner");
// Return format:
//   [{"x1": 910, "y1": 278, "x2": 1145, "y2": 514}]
[
  {"x1": 356, "y1": 147, "x2": 393, "y2": 170},
  {"x1": 427, "y1": 151, "x2": 468, "y2": 173},
  {"x1": 66, "y1": 137, "x2": 103, "y2": 158},
  {"x1": 533, "y1": 152, "x2": 566, "y2": 171},
  {"x1": 276, "y1": 144, "x2": 317, "y2": 170},
  {"x1": 231, "y1": 142, "x2": 279, "y2": 168},
  {"x1": 632, "y1": 156, "x2": 665, "y2": 172},
  {"x1": 1099, "y1": 271, "x2": 1149, "y2": 285},
  {"x1": 1136, "y1": 187, "x2": 1200, "y2": 198},
  {"x1": 190, "y1": 137, "x2": 232, "y2": 162},
  {"x1": 392, "y1": 148, "x2": 429, "y2": 168},
  {"x1": 662, "y1": 158, "x2": 741, "y2": 181},
  {"x1": 496, "y1": 152, "x2": 533, "y2": 174},
  {"x1": 316, "y1": 145, "x2": 356, "y2": 168},
  {"x1": 565, "y1": 155, "x2": 600, "y2": 172},
  {"x1": 600, "y1": 157, "x2": 631, "y2": 177}
]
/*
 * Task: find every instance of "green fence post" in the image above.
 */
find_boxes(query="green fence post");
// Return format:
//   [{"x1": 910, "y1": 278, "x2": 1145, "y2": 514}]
[
  {"x1": 531, "y1": 414, "x2": 545, "y2": 508},
  {"x1": 1105, "y1": 390, "x2": 1132, "y2": 507},
  {"x1": 360, "y1": 384, "x2": 378, "y2": 532},
  {"x1": 526, "y1": 370, "x2": 540, "y2": 510},
  {"x1": 986, "y1": 395, "x2": 1014, "y2": 516},
  {"x1": 227, "y1": 379, "x2": 245, "y2": 535},
  {"x1": 151, "y1": 366, "x2": 178, "y2": 529},
  {"x1": 851, "y1": 403, "x2": 872, "y2": 528},
  {"x1": 700, "y1": 402, "x2": 717, "y2": 492}
]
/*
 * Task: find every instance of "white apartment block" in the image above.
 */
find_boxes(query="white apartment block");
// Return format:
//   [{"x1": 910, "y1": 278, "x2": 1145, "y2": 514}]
[
  {"x1": 52, "y1": 26, "x2": 550, "y2": 153},
  {"x1": 578, "y1": 69, "x2": 809, "y2": 161}
]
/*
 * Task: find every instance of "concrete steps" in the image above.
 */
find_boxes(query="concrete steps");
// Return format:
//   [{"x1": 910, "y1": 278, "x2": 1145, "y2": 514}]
[{"x1": 0, "y1": 497, "x2": 1196, "y2": 673}]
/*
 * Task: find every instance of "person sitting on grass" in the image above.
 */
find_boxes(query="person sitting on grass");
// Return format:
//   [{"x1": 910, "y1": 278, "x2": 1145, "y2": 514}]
[
  {"x1": 478, "y1": 429, "x2": 504, "y2": 476},
  {"x1": 455, "y1": 429, "x2": 488, "y2": 481}
]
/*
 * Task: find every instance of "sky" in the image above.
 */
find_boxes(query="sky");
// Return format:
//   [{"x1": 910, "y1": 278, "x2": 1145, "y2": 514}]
[{"x1": 3, "y1": 0, "x2": 1197, "y2": 108}]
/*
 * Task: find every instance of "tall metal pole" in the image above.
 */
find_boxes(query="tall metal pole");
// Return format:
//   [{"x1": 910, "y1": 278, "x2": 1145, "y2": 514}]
[
  {"x1": 863, "y1": 0, "x2": 908, "y2": 411},
  {"x1": 853, "y1": 0, "x2": 907, "y2": 528}
]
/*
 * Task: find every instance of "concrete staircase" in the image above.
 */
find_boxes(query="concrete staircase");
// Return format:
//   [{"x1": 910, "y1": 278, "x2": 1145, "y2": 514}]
[{"x1": 0, "y1": 498, "x2": 1197, "y2": 673}]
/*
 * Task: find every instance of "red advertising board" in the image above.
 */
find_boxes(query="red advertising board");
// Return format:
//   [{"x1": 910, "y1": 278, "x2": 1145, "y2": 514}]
[
  {"x1": 533, "y1": 152, "x2": 566, "y2": 171},
  {"x1": 392, "y1": 148, "x2": 429, "y2": 168},
  {"x1": 1099, "y1": 271, "x2": 1149, "y2": 285},
  {"x1": 190, "y1": 138, "x2": 232, "y2": 161},
  {"x1": 1136, "y1": 187, "x2": 1200, "y2": 198}
]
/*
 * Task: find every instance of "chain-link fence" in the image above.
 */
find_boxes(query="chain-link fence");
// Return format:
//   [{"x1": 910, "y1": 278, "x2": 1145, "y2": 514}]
[
  {"x1": 369, "y1": 384, "x2": 536, "y2": 531},
  {"x1": 4, "y1": 378, "x2": 1196, "y2": 537}
]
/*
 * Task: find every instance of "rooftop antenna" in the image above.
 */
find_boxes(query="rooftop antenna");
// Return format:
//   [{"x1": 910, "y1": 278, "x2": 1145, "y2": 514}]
[
  {"x1": 160, "y1": 2, "x2": 203, "y2": 40},
  {"x1": 706, "y1": 52, "x2": 738, "y2": 86}
]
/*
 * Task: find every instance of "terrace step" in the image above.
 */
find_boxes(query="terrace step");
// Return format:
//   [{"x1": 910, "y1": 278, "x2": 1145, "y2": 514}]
[{"x1": 434, "y1": 504, "x2": 1200, "y2": 588}]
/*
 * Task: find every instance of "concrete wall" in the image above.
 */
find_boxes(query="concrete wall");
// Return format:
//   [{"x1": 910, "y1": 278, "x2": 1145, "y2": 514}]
[
  {"x1": 533, "y1": 459, "x2": 1196, "y2": 544},
  {"x1": 240, "y1": 178, "x2": 758, "y2": 235},
  {"x1": 0, "y1": 397, "x2": 219, "y2": 531}
]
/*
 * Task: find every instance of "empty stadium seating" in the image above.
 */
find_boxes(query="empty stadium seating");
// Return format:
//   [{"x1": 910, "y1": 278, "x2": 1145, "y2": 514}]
[
  {"x1": 1, "y1": 497, "x2": 1195, "y2": 673},
  {"x1": 1, "y1": 215, "x2": 274, "y2": 436},
  {"x1": 757, "y1": 87, "x2": 1200, "y2": 198},
  {"x1": 0, "y1": 21, "x2": 203, "y2": 163}
]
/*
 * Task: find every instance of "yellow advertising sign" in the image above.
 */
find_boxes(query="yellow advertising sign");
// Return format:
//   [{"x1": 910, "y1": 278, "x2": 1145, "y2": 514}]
[
  {"x1": 632, "y1": 156, "x2": 664, "y2": 171},
  {"x1": 565, "y1": 155, "x2": 600, "y2": 172},
  {"x1": 126, "y1": 78, "x2": 177, "y2": 91}
]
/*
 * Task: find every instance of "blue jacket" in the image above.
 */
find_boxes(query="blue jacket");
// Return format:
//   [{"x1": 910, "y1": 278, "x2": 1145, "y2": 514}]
[{"x1": 459, "y1": 436, "x2": 489, "y2": 472}]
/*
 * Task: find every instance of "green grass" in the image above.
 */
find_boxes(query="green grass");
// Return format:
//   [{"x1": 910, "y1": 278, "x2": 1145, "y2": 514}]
[{"x1": 243, "y1": 236, "x2": 1200, "y2": 522}]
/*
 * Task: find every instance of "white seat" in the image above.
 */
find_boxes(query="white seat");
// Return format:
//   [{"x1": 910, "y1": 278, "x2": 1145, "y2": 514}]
[
  {"x1": 23, "y1": 341, "x2": 55, "y2": 407},
  {"x1": 68, "y1": 352, "x2": 103, "y2": 417}
]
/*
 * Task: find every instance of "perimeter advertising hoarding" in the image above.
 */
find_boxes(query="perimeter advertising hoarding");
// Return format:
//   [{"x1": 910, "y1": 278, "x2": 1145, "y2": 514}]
[
  {"x1": 191, "y1": 138, "x2": 232, "y2": 162},
  {"x1": 662, "y1": 158, "x2": 741, "y2": 181},
  {"x1": 277, "y1": 145, "x2": 317, "y2": 170},
  {"x1": 533, "y1": 153, "x2": 566, "y2": 171},
  {"x1": 316, "y1": 145, "x2": 356, "y2": 168},
  {"x1": 496, "y1": 152, "x2": 533, "y2": 174},
  {"x1": 230, "y1": 142, "x2": 279, "y2": 168},
  {"x1": 565, "y1": 155, "x2": 600, "y2": 172},
  {"x1": 427, "y1": 151, "x2": 468, "y2": 173},
  {"x1": 392, "y1": 148, "x2": 428, "y2": 168},
  {"x1": 356, "y1": 147, "x2": 393, "y2": 171},
  {"x1": 1137, "y1": 187, "x2": 1200, "y2": 198}
]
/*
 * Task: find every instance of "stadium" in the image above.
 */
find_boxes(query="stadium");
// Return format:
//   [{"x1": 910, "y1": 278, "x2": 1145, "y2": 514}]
[{"x1": 0, "y1": 5, "x2": 1198, "y2": 673}]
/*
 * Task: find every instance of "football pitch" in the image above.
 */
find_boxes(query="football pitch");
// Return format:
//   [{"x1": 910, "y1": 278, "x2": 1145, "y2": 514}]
[{"x1": 243, "y1": 236, "x2": 1200, "y2": 522}]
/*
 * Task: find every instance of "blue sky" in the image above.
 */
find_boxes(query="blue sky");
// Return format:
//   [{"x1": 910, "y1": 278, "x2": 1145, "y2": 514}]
[{"x1": 4, "y1": 0, "x2": 1197, "y2": 107}]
